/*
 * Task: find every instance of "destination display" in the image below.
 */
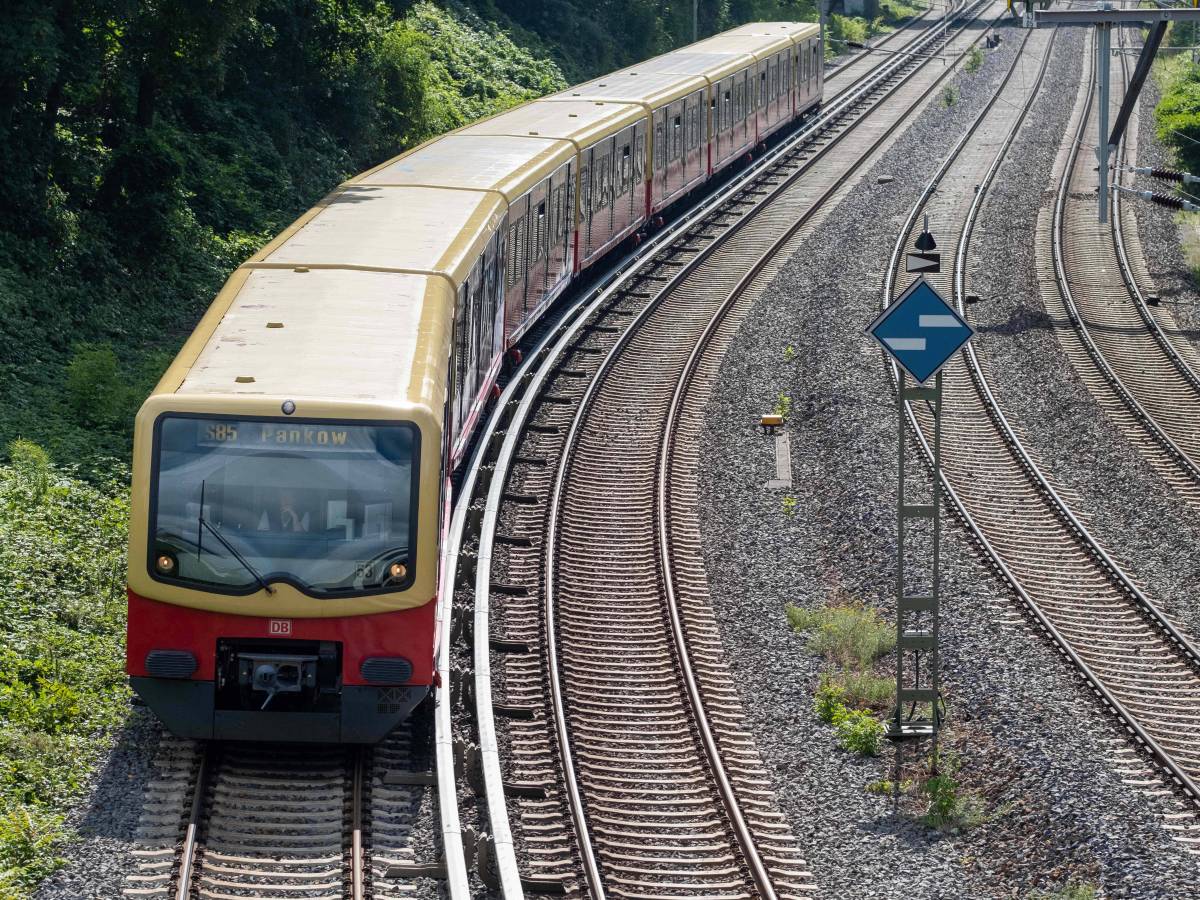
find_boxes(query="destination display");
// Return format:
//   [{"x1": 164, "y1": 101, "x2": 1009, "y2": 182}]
[{"x1": 195, "y1": 420, "x2": 376, "y2": 453}]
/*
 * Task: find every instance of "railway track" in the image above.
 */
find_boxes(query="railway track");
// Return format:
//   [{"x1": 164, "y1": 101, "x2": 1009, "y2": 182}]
[
  {"x1": 437, "y1": 2, "x2": 1016, "y2": 896},
  {"x1": 124, "y1": 724, "x2": 433, "y2": 899},
  {"x1": 1045, "y1": 31, "x2": 1200, "y2": 499},
  {"x1": 881, "y1": 14, "x2": 1200, "y2": 840}
]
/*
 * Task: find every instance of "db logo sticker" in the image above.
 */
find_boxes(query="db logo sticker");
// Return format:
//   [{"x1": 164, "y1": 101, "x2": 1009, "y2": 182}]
[{"x1": 269, "y1": 619, "x2": 293, "y2": 636}]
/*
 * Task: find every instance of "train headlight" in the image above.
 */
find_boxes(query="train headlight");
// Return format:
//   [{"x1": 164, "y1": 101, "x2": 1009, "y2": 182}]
[
  {"x1": 388, "y1": 562, "x2": 407, "y2": 581},
  {"x1": 155, "y1": 553, "x2": 177, "y2": 575}
]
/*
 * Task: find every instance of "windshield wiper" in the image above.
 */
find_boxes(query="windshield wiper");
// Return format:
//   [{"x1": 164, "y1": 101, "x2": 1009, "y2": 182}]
[
  {"x1": 195, "y1": 479, "x2": 274, "y2": 595},
  {"x1": 201, "y1": 518, "x2": 276, "y2": 595},
  {"x1": 198, "y1": 516, "x2": 276, "y2": 595}
]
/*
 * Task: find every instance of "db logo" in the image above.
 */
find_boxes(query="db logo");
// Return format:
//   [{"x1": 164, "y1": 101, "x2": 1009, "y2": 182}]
[{"x1": 268, "y1": 619, "x2": 293, "y2": 636}]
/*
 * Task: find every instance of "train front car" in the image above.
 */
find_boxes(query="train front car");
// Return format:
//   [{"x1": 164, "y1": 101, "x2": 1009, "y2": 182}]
[{"x1": 126, "y1": 261, "x2": 456, "y2": 743}]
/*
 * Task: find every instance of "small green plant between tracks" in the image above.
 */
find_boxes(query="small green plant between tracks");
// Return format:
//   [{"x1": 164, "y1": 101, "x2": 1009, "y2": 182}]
[
  {"x1": 788, "y1": 595, "x2": 894, "y2": 756},
  {"x1": 964, "y1": 47, "x2": 984, "y2": 74}
]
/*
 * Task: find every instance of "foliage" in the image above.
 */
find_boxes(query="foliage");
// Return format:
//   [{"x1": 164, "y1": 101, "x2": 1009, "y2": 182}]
[
  {"x1": 1156, "y1": 55, "x2": 1200, "y2": 175},
  {"x1": 0, "y1": 805, "x2": 65, "y2": 897},
  {"x1": 832, "y1": 705, "x2": 884, "y2": 755},
  {"x1": 941, "y1": 84, "x2": 959, "y2": 107},
  {"x1": 0, "y1": 1, "x2": 565, "y2": 473},
  {"x1": 920, "y1": 770, "x2": 987, "y2": 831},
  {"x1": 964, "y1": 47, "x2": 984, "y2": 75},
  {"x1": 774, "y1": 393, "x2": 792, "y2": 419},
  {"x1": 783, "y1": 344, "x2": 796, "y2": 362},
  {"x1": 827, "y1": 14, "x2": 870, "y2": 58},
  {"x1": 836, "y1": 669, "x2": 893, "y2": 710},
  {"x1": 813, "y1": 672, "x2": 846, "y2": 723},
  {"x1": 786, "y1": 599, "x2": 896, "y2": 669},
  {"x1": 782, "y1": 495, "x2": 797, "y2": 517},
  {"x1": 1030, "y1": 883, "x2": 1098, "y2": 900},
  {"x1": 866, "y1": 777, "x2": 913, "y2": 794},
  {"x1": 0, "y1": 443, "x2": 131, "y2": 896}
]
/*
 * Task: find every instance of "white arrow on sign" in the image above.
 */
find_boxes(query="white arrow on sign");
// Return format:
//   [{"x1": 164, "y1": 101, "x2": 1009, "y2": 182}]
[{"x1": 905, "y1": 252, "x2": 941, "y2": 273}]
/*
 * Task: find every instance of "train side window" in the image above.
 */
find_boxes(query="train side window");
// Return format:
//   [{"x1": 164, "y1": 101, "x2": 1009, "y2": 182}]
[
  {"x1": 537, "y1": 201, "x2": 546, "y2": 261},
  {"x1": 580, "y1": 165, "x2": 590, "y2": 223},
  {"x1": 622, "y1": 144, "x2": 631, "y2": 188},
  {"x1": 672, "y1": 115, "x2": 681, "y2": 160},
  {"x1": 655, "y1": 114, "x2": 665, "y2": 173}
]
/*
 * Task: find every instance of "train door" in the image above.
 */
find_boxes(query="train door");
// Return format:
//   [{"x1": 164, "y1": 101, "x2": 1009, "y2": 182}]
[{"x1": 504, "y1": 196, "x2": 529, "y2": 341}]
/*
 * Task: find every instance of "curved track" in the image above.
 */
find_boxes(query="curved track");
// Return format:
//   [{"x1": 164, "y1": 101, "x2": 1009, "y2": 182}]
[
  {"x1": 1048, "y1": 33, "x2": 1200, "y2": 499},
  {"x1": 446, "y1": 2, "x2": 1012, "y2": 896},
  {"x1": 881, "y1": 21, "x2": 1200, "y2": 820}
]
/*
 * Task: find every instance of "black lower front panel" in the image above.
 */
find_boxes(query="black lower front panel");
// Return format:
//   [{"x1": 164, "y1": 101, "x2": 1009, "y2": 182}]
[{"x1": 130, "y1": 677, "x2": 429, "y2": 743}]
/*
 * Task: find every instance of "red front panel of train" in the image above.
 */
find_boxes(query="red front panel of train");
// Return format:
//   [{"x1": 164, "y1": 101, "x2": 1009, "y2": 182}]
[{"x1": 126, "y1": 589, "x2": 436, "y2": 685}]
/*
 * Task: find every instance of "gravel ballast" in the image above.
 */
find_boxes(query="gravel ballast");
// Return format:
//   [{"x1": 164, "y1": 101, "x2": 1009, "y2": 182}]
[
  {"x1": 34, "y1": 704, "x2": 163, "y2": 900},
  {"x1": 698, "y1": 22, "x2": 1200, "y2": 900}
]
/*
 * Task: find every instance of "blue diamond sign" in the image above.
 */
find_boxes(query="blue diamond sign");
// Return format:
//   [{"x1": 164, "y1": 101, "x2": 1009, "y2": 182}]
[{"x1": 866, "y1": 278, "x2": 975, "y2": 383}]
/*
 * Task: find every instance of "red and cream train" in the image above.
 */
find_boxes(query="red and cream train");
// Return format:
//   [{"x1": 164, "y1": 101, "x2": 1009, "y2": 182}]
[{"x1": 126, "y1": 21, "x2": 823, "y2": 742}]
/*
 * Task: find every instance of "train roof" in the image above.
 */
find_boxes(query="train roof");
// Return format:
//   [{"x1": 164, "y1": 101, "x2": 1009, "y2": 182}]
[
  {"x1": 151, "y1": 185, "x2": 498, "y2": 410},
  {"x1": 723, "y1": 21, "x2": 819, "y2": 40},
  {"x1": 252, "y1": 184, "x2": 504, "y2": 289},
  {"x1": 687, "y1": 31, "x2": 795, "y2": 61},
  {"x1": 548, "y1": 69, "x2": 709, "y2": 108},
  {"x1": 353, "y1": 134, "x2": 575, "y2": 204},
  {"x1": 174, "y1": 269, "x2": 452, "y2": 409},
  {"x1": 629, "y1": 49, "x2": 758, "y2": 83},
  {"x1": 461, "y1": 98, "x2": 645, "y2": 148}
]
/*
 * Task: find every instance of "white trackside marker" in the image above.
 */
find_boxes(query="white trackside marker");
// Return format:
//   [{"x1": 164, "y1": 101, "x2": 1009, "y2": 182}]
[
  {"x1": 885, "y1": 337, "x2": 926, "y2": 351},
  {"x1": 919, "y1": 315, "x2": 960, "y2": 328}
]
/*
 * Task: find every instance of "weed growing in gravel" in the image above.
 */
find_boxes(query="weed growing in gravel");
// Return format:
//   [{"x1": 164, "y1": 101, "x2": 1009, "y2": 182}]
[
  {"x1": 0, "y1": 441, "x2": 131, "y2": 896},
  {"x1": 1030, "y1": 882, "x2": 1098, "y2": 900},
  {"x1": 832, "y1": 706, "x2": 885, "y2": 755},
  {"x1": 783, "y1": 345, "x2": 796, "y2": 362},
  {"x1": 781, "y1": 495, "x2": 797, "y2": 517},
  {"x1": 837, "y1": 670, "x2": 894, "y2": 710},
  {"x1": 920, "y1": 769, "x2": 987, "y2": 832},
  {"x1": 786, "y1": 599, "x2": 895, "y2": 669},
  {"x1": 813, "y1": 673, "x2": 846, "y2": 723},
  {"x1": 941, "y1": 84, "x2": 959, "y2": 107},
  {"x1": 774, "y1": 393, "x2": 792, "y2": 420},
  {"x1": 866, "y1": 777, "x2": 913, "y2": 795},
  {"x1": 964, "y1": 47, "x2": 984, "y2": 74}
]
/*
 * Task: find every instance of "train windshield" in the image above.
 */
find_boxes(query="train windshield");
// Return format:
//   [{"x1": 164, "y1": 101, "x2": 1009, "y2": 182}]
[{"x1": 150, "y1": 416, "x2": 419, "y2": 596}]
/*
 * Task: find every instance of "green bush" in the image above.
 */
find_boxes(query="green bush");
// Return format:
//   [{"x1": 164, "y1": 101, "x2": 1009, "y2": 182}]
[
  {"x1": 813, "y1": 673, "x2": 846, "y2": 723},
  {"x1": 921, "y1": 772, "x2": 987, "y2": 831},
  {"x1": 833, "y1": 707, "x2": 884, "y2": 756},
  {"x1": 941, "y1": 84, "x2": 959, "y2": 107},
  {"x1": 0, "y1": 444, "x2": 130, "y2": 894},
  {"x1": 838, "y1": 670, "x2": 894, "y2": 710},
  {"x1": 1157, "y1": 61, "x2": 1200, "y2": 174},
  {"x1": 787, "y1": 600, "x2": 896, "y2": 669},
  {"x1": 0, "y1": 806, "x2": 66, "y2": 898},
  {"x1": 64, "y1": 345, "x2": 128, "y2": 429},
  {"x1": 965, "y1": 47, "x2": 984, "y2": 74}
]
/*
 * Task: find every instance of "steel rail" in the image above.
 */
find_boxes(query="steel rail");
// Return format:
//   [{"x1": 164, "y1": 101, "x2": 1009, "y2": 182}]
[
  {"x1": 1050, "y1": 35, "x2": 1200, "y2": 484},
  {"x1": 173, "y1": 743, "x2": 209, "y2": 900},
  {"x1": 351, "y1": 749, "x2": 366, "y2": 900},
  {"x1": 465, "y1": 3, "x2": 1001, "y2": 894},
  {"x1": 1109, "y1": 37, "x2": 1200, "y2": 405},
  {"x1": 537, "y1": 7, "x2": 1006, "y2": 897},
  {"x1": 881, "y1": 19, "x2": 1200, "y2": 808},
  {"x1": 646, "y1": 13, "x2": 1015, "y2": 894}
]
